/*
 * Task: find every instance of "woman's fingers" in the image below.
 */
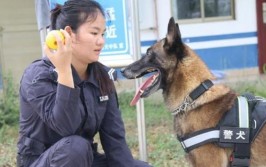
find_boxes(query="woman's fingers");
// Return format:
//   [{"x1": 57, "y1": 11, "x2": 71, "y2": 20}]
[
  {"x1": 43, "y1": 43, "x2": 52, "y2": 57},
  {"x1": 54, "y1": 30, "x2": 64, "y2": 50},
  {"x1": 60, "y1": 29, "x2": 71, "y2": 47}
]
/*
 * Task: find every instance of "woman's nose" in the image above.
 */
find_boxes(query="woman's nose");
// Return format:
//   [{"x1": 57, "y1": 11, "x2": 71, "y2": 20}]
[{"x1": 97, "y1": 36, "x2": 105, "y2": 46}]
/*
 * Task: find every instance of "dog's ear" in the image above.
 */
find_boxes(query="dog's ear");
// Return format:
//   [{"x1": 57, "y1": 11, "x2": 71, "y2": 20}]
[
  {"x1": 175, "y1": 23, "x2": 182, "y2": 39},
  {"x1": 164, "y1": 17, "x2": 184, "y2": 57},
  {"x1": 166, "y1": 17, "x2": 181, "y2": 45}
]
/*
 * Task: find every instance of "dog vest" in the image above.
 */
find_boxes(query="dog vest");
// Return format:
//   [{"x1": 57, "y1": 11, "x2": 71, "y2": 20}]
[{"x1": 178, "y1": 93, "x2": 266, "y2": 167}]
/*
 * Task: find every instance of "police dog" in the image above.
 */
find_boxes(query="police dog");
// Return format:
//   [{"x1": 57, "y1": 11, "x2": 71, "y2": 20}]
[{"x1": 121, "y1": 17, "x2": 266, "y2": 167}]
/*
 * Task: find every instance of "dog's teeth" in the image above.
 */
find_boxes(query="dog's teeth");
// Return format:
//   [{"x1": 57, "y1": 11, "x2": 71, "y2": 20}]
[
  {"x1": 147, "y1": 68, "x2": 155, "y2": 72},
  {"x1": 139, "y1": 89, "x2": 144, "y2": 94},
  {"x1": 152, "y1": 73, "x2": 159, "y2": 81}
]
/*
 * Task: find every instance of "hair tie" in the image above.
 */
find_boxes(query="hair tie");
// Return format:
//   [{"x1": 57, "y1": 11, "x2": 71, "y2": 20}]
[{"x1": 49, "y1": 0, "x2": 66, "y2": 10}]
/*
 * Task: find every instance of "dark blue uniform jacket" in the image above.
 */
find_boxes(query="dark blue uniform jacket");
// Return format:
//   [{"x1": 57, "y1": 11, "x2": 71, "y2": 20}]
[{"x1": 17, "y1": 57, "x2": 135, "y2": 166}]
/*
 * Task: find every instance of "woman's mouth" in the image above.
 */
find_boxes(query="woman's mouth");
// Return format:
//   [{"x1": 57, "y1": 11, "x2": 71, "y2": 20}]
[{"x1": 94, "y1": 49, "x2": 101, "y2": 55}]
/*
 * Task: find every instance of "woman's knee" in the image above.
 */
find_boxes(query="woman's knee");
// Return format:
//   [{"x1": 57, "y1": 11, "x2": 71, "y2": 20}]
[
  {"x1": 63, "y1": 135, "x2": 92, "y2": 156},
  {"x1": 51, "y1": 135, "x2": 93, "y2": 166}
]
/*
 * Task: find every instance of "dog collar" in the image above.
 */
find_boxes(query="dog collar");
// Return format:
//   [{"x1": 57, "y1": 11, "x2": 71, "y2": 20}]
[
  {"x1": 189, "y1": 79, "x2": 213, "y2": 101},
  {"x1": 171, "y1": 79, "x2": 214, "y2": 115}
]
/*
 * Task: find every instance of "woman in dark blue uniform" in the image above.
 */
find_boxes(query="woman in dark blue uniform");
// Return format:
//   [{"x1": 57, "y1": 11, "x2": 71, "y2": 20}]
[{"x1": 17, "y1": 0, "x2": 152, "y2": 166}]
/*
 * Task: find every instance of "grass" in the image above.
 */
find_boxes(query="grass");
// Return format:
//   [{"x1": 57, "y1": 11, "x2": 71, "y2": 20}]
[
  {"x1": 117, "y1": 76, "x2": 266, "y2": 167},
  {"x1": 118, "y1": 91, "x2": 189, "y2": 167},
  {"x1": 228, "y1": 78, "x2": 266, "y2": 97},
  {"x1": 0, "y1": 125, "x2": 18, "y2": 167},
  {"x1": 0, "y1": 77, "x2": 265, "y2": 167}
]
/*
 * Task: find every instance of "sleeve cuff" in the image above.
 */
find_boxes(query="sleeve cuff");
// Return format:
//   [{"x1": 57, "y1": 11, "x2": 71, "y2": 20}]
[{"x1": 56, "y1": 83, "x2": 80, "y2": 100}]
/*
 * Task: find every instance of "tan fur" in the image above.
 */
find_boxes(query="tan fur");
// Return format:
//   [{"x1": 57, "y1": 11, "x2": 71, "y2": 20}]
[
  {"x1": 164, "y1": 46, "x2": 231, "y2": 113},
  {"x1": 166, "y1": 46, "x2": 266, "y2": 167},
  {"x1": 122, "y1": 17, "x2": 266, "y2": 167}
]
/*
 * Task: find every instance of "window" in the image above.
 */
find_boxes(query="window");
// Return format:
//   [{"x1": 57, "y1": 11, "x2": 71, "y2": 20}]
[{"x1": 171, "y1": 0, "x2": 234, "y2": 23}]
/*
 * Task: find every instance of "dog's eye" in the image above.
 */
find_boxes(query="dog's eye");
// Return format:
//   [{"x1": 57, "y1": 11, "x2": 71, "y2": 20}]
[
  {"x1": 146, "y1": 48, "x2": 152, "y2": 55},
  {"x1": 147, "y1": 50, "x2": 152, "y2": 56}
]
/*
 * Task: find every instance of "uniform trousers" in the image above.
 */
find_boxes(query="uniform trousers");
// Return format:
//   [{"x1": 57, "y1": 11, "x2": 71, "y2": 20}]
[{"x1": 17, "y1": 135, "x2": 151, "y2": 167}]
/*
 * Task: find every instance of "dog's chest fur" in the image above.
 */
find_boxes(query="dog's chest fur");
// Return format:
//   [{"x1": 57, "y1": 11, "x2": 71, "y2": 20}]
[{"x1": 172, "y1": 91, "x2": 236, "y2": 139}]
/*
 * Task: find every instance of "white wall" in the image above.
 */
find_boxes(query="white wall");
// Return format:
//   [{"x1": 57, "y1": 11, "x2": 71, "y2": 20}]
[
  {"x1": 179, "y1": 0, "x2": 257, "y2": 37},
  {"x1": 139, "y1": 0, "x2": 257, "y2": 47}
]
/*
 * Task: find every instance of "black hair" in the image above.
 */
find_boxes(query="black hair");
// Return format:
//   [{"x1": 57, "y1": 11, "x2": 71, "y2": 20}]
[
  {"x1": 90, "y1": 62, "x2": 115, "y2": 95},
  {"x1": 50, "y1": 0, "x2": 105, "y2": 31},
  {"x1": 50, "y1": 0, "x2": 114, "y2": 95}
]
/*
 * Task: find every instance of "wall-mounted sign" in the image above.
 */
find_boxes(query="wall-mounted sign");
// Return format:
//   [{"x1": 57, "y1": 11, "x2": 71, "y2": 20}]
[{"x1": 97, "y1": 0, "x2": 133, "y2": 67}]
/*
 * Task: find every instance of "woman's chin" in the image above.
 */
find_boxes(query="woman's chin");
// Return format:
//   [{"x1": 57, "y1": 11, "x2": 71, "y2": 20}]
[{"x1": 88, "y1": 57, "x2": 99, "y2": 64}]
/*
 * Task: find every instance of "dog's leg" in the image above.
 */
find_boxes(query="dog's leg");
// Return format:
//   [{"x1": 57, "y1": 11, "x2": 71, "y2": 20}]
[{"x1": 187, "y1": 145, "x2": 230, "y2": 167}]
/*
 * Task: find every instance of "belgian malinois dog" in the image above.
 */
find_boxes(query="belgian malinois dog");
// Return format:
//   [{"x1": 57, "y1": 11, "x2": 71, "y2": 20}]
[{"x1": 121, "y1": 17, "x2": 266, "y2": 167}]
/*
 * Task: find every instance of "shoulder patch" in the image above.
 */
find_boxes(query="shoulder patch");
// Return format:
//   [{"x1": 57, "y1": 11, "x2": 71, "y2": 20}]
[{"x1": 108, "y1": 68, "x2": 117, "y2": 81}]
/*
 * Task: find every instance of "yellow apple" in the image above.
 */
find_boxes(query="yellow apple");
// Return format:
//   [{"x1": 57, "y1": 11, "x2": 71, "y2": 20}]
[{"x1": 45, "y1": 30, "x2": 65, "y2": 50}]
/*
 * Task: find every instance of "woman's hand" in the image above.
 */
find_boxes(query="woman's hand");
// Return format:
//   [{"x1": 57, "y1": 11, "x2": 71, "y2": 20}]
[{"x1": 44, "y1": 29, "x2": 74, "y2": 88}]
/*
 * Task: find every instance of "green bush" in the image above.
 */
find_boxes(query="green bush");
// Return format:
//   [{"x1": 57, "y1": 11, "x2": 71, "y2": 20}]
[
  {"x1": 228, "y1": 79, "x2": 266, "y2": 97},
  {"x1": 0, "y1": 72, "x2": 19, "y2": 128}
]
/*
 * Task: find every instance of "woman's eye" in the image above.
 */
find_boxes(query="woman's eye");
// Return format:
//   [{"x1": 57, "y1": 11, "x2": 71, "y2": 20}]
[{"x1": 91, "y1": 32, "x2": 98, "y2": 35}]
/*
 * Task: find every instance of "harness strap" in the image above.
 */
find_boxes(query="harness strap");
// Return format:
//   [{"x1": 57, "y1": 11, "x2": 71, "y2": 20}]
[
  {"x1": 238, "y1": 96, "x2": 249, "y2": 128},
  {"x1": 177, "y1": 96, "x2": 251, "y2": 166},
  {"x1": 230, "y1": 96, "x2": 251, "y2": 167},
  {"x1": 231, "y1": 143, "x2": 250, "y2": 167},
  {"x1": 178, "y1": 128, "x2": 219, "y2": 152}
]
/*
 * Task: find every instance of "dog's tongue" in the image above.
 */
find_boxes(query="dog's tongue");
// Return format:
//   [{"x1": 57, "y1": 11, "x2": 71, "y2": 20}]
[{"x1": 130, "y1": 74, "x2": 155, "y2": 106}]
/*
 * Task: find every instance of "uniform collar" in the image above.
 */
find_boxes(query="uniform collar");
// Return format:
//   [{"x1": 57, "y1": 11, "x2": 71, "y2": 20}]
[
  {"x1": 72, "y1": 64, "x2": 99, "y2": 88},
  {"x1": 42, "y1": 56, "x2": 99, "y2": 88}
]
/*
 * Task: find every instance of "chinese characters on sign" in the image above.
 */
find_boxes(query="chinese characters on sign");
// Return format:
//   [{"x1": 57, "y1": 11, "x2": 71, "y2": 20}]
[{"x1": 96, "y1": 0, "x2": 129, "y2": 56}]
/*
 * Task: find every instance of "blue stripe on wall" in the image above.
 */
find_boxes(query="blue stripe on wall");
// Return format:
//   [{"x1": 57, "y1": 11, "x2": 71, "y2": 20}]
[
  {"x1": 183, "y1": 32, "x2": 257, "y2": 43},
  {"x1": 140, "y1": 32, "x2": 257, "y2": 47},
  {"x1": 141, "y1": 40, "x2": 157, "y2": 46},
  {"x1": 195, "y1": 44, "x2": 258, "y2": 70},
  {"x1": 139, "y1": 32, "x2": 258, "y2": 71}
]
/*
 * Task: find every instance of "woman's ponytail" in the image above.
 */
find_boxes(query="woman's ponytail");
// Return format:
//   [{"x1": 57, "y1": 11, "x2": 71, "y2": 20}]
[{"x1": 50, "y1": 5, "x2": 62, "y2": 30}]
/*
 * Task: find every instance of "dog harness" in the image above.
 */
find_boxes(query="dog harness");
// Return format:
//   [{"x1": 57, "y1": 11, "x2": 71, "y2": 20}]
[{"x1": 177, "y1": 81, "x2": 266, "y2": 167}]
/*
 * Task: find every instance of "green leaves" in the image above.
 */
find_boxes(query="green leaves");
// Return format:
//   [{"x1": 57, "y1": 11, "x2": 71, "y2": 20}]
[{"x1": 0, "y1": 72, "x2": 19, "y2": 128}]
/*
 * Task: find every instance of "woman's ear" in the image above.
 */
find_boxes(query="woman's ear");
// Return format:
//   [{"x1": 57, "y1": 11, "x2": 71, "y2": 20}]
[{"x1": 65, "y1": 26, "x2": 73, "y2": 36}]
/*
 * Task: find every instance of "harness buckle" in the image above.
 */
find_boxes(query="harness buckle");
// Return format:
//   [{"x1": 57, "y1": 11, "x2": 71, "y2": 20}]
[{"x1": 230, "y1": 154, "x2": 250, "y2": 167}]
